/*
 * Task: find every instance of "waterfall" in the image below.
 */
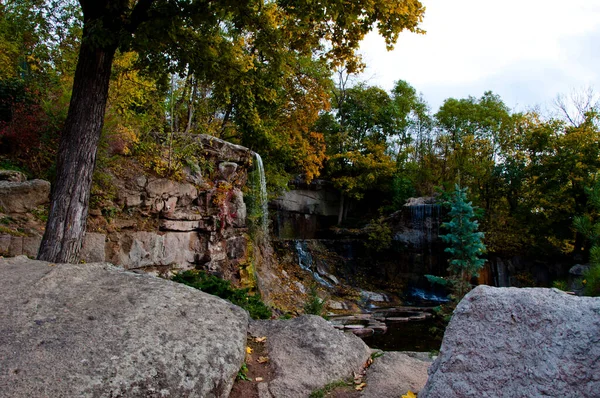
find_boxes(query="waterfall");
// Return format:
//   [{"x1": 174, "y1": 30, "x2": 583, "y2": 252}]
[
  {"x1": 254, "y1": 153, "x2": 269, "y2": 235},
  {"x1": 294, "y1": 240, "x2": 333, "y2": 288},
  {"x1": 409, "y1": 204, "x2": 441, "y2": 247}
]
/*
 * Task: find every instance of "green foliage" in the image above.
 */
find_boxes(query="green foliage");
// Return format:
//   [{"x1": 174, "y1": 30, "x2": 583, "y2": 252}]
[
  {"x1": 173, "y1": 270, "x2": 272, "y2": 319},
  {"x1": 583, "y1": 262, "x2": 600, "y2": 297},
  {"x1": 441, "y1": 185, "x2": 487, "y2": 277},
  {"x1": 366, "y1": 217, "x2": 392, "y2": 252},
  {"x1": 303, "y1": 285, "x2": 326, "y2": 317},
  {"x1": 425, "y1": 275, "x2": 450, "y2": 287},
  {"x1": 552, "y1": 279, "x2": 569, "y2": 291},
  {"x1": 429, "y1": 185, "x2": 486, "y2": 300},
  {"x1": 573, "y1": 181, "x2": 600, "y2": 296},
  {"x1": 309, "y1": 380, "x2": 351, "y2": 398},
  {"x1": 31, "y1": 205, "x2": 48, "y2": 223},
  {"x1": 236, "y1": 363, "x2": 250, "y2": 381}
]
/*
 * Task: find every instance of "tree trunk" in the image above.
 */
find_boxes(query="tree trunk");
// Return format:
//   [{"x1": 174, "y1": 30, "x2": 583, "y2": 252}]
[{"x1": 37, "y1": 38, "x2": 116, "y2": 263}]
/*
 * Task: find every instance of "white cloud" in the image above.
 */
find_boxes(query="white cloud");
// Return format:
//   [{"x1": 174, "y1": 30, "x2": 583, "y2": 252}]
[{"x1": 358, "y1": 0, "x2": 600, "y2": 111}]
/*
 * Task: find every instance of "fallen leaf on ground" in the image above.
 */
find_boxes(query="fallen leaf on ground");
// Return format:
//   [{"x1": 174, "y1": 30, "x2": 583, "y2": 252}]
[
  {"x1": 246, "y1": 346, "x2": 253, "y2": 354},
  {"x1": 257, "y1": 356, "x2": 269, "y2": 364},
  {"x1": 254, "y1": 336, "x2": 267, "y2": 343},
  {"x1": 354, "y1": 382, "x2": 366, "y2": 391},
  {"x1": 402, "y1": 391, "x2": 417, "y2": 398},
  {"x1": 255, "y1": 377, "x2": 264, "y2": 382}
]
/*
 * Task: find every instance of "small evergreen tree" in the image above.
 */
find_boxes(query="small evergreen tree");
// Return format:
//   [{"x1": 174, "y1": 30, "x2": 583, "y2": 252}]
[
  {"x1": 428, "y1": 184, "x2": 486, "y2": 300},
  {"x1": 573, "y1": 182, "x2": 600, "y2": 296}
]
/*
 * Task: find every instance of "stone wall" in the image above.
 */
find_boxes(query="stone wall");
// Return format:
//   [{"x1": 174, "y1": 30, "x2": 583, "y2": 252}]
[{"x1": 0, "y1": 134, "x2": 257, "y2": 284}]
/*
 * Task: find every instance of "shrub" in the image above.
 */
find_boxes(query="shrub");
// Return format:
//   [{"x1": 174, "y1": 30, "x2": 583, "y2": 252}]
[
  {"x1": 172, "y1": 270, "x2": 272, "y2": 319},
  {"x1": 303, "y1": 285, "x2": 326, "y2": 317}
]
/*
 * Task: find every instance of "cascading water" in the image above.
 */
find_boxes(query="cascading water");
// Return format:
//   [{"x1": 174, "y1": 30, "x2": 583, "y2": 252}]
[
  {"x1": 254, "y1": 153, "x2": 269, "y2": 235},
  {"x1": 294, "y1": 240, "x2": 333, "y2": 288},
  {"x1": 409, "y1": 203, "x2": 441, "y2": 248}
]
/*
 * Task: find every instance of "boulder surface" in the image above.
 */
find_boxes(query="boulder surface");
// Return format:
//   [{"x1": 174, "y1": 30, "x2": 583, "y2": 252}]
[
  {"x1": 361, "y1": 351, "x2": 432, "y2": 397},
  {"x1": 250, "y1": 315, "x2": 372, "y2": 398},
  {"x1": 0, "y1": 256, "x2": 248, "y2": 398},
  {"x1": 421, "y1": 285, "x2": 600, "y2": 398}
]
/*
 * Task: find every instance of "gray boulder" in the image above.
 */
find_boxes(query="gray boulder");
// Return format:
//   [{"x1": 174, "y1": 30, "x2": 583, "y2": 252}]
[
  {"x1": 361, "y1": 352, "x2": 432, "y2": 397},
  {"x1": 421, "y1": 286, "x2": 600, "y2": 398},
  {"x1": 250, "y1": 315, "x2": 371, "y2": 398},
  {"x1": 0, "y1": 179, "x2": 50, "y2": 213},
  {"x1": 0, "y1": 256, "x2": 248, "y2": 398}
]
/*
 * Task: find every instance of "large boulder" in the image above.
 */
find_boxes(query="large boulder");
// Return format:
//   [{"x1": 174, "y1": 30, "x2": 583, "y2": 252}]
[
  {"x1": 361, "y1": 352, "x2": 432, "y2": 398},
  {"x1": 0, "y1": 179, "x2": 50, "y2": 213},
  {"x1": 250, "y1": 315, "x2": 372, "y2": 398},
  {"x1": 421, "y1": 286, "x2": 600, "y2": 398},
  {"x1": 0, "y1": 256, "x2": 248, "y2": 397}
]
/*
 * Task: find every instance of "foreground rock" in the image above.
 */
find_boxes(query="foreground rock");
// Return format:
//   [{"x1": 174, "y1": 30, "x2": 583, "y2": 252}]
[
  {"x1": 361, "y1": 352, "x2": 432, "y2": 397},
  {"x1": 249, "y1": 316, "x2": 372, "y2": 398},
  {"x1": 421, "y1": 286, "x2": 600, "y2": 398},
  {"x1": 0, "y1": 256, "x2": 248, "y2": 397}
]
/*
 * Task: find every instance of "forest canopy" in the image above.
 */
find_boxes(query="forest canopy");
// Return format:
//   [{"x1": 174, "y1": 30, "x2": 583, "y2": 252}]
[{"x1": 0, "y1": 0, "x2": 599, "y2": 264}]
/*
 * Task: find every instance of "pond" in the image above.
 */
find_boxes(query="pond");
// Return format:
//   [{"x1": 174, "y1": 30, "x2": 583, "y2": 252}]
[{"x1": 361, "y1": 317, "x2": 442, "y2": 352}]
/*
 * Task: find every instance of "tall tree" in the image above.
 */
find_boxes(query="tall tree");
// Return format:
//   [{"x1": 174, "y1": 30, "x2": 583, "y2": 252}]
[{"x1": 36, "y1": 0, "x2": 426, "y2": 262}]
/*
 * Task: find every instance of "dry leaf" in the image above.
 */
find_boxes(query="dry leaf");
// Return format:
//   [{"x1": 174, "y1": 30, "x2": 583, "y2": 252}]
[
  {"x1": 257, "y1": 356, "x2": 269, "y2": 364},
  {"x1": 255, "y1": 377, "x2": 264, "y2": 382},
  {"x1": 254, "y1": 336, "x2": 267, "y2": 343},
  {"x1": 402, "y1": 391, "x2": 417, "y2": 398},
  {"x1": 354, "y1": 382, "x2": 366, "y2": 391},
  {"x1": 246, "y1": 346, "x2": 253, "y2": 354}
]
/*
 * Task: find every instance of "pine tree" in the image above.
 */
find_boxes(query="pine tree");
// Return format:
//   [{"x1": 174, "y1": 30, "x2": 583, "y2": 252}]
[
  {"x1": 573, "y1": 182, "x2": 600, "y2": 296},
  {"x1": 428, "y1": 184, "x2": 486, "y2": 300}
]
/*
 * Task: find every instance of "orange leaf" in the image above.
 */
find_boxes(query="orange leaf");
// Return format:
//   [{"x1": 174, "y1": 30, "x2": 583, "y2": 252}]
[{"x1": 354, "y1": 382, "x2": 366, "y2": 391}]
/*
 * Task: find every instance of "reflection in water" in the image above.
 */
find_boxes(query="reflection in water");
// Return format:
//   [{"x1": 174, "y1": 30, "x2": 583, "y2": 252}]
[{"x1": 362, "y1": 318, "x2": 441, "y2": 352}]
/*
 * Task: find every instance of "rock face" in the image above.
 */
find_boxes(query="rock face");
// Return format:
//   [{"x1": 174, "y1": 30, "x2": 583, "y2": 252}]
[
  {"x1": 420, "y1": 286, "x2": 600, "y2": 398},
  {"x1": 0, "y1": 179, "x2": 50, "y2": 213},
  {"x1": 0, "y1": 256, "x2": 248, "y2": 398},
  {"x1": 250, "y1": 315, "x2": 372, "y2": 398},
  {"x1": 100, "y1": 135, "x2": 254, "y2": 280},
  {"x1": 271, "y1": 179, "x2": 341, "y2": 239},
  {"x1": 0, "y1": 232, "x2": 106, "y2": 261}
]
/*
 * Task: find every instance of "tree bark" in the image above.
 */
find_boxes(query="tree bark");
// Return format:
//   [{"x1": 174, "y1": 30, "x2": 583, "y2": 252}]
[{"x1": 37, "y1": 37, "x2": 116, "y2": 263}]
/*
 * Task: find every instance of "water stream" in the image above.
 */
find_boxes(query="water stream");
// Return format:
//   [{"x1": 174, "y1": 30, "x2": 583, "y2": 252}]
[
  {"x1": 294, "y1": 240, "x2": 334, "y2": 288},
  {"x1": 408, "y1": 203, "x2": 442, "y2": 248},
  {"x1": 254, "y1": 153, "x2": 269, "y2": 235}
]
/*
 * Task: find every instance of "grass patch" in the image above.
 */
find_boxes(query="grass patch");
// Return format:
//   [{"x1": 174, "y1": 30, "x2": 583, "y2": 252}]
[
  {"x1": 309, "y1": 380, "x2": 352, "y2": 398},
  {"x1": 0, "y1": 225, "x2": 27, "y2": 237}
]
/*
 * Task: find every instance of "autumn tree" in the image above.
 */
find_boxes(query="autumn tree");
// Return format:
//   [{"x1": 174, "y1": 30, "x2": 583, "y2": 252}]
[{"x1": 34, "y1": 0, "x2": 426, "y2": 262}]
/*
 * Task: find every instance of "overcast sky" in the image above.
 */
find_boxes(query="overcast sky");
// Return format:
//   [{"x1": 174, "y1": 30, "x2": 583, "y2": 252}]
[{"x1": 358, "y1": 0, "x2": 600, "y2": 113}]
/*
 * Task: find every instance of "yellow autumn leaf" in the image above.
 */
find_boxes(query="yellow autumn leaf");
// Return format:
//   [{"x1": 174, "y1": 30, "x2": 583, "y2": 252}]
[
  {"x1": 246, "y1": 346, "x2": 253, "y2": 354},
  {"x1": 354, "y1": 382, "x2": 366, "y2": 391},
  {"x1": 402, "y1": 391, "x2": 417, "y2": 398}
]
